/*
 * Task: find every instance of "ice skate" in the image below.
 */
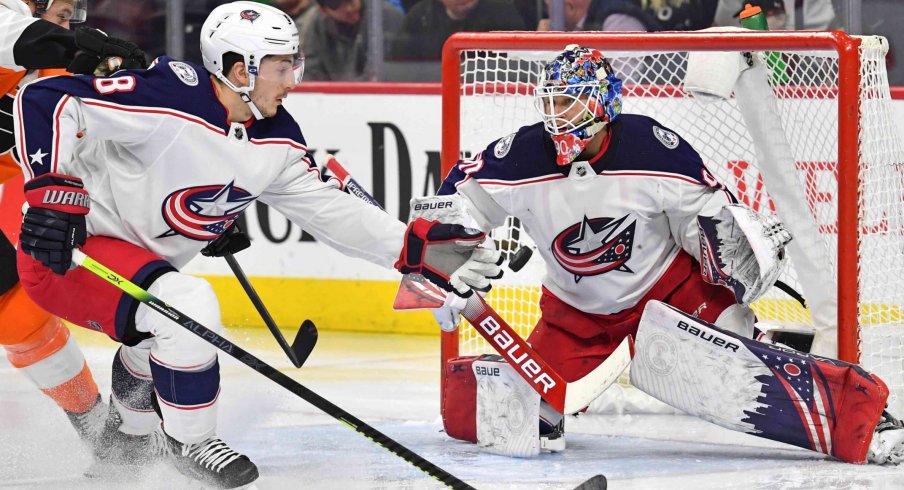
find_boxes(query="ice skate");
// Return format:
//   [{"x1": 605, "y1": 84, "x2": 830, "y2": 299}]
[{"x1": 165, "y1": 431, "x2": 259, "y2": 489}]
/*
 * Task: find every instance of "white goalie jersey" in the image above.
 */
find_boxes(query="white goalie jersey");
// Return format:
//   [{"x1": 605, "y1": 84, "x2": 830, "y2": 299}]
[{"x1": 438, "y1": 115, "x2": 740, "y2": 315}]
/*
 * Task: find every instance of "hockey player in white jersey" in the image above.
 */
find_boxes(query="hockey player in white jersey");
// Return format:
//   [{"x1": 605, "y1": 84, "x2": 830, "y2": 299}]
[
  {"x1": 12, "y1": 1, "x2": 501, "y2": 487},
  {"x1": 432, "y1": 45, "x2": 904, "y2": 465}
]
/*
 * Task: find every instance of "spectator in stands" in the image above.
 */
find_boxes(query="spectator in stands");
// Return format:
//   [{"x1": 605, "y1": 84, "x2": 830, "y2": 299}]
[
  {"x1": 391, "y1": 0, "x2": 526, "y2": 61},
  {"x1": 536, "y1": 0, "x2": 719, "y2": 32},
  {"x1": 302, "y1": 0, "x2": 403, "y2": 80},
  {"x1": 274, "y1": 0, "x2": 319, "y2": 38},
  {"x1": 714, "y1": 0, "x2": 835, "y2": 30}
]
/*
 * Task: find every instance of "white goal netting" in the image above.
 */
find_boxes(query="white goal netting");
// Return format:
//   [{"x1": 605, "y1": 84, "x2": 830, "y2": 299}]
[{"x1": 443, "y1": 33, "x2": 904, "y2": 416}]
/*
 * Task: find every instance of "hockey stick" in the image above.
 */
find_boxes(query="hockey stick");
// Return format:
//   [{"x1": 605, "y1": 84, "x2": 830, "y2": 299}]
[
  {"x1": 223, "y1": 250, "x2": 317, "y2": 368},
  {"x1": 70, "y1": 249, "x2": 475, "y2": 490},
  {"x1": 202, "y1": 225, "x2": 317, "y2": 368},
  {"x1": 325, "y1": 157, "x2": 634, "y2": 414}
]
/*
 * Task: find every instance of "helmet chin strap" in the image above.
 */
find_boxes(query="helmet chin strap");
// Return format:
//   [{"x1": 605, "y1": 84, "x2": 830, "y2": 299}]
[{"x1": 216, "y1": 73, "x2": 266, "y2": 121}]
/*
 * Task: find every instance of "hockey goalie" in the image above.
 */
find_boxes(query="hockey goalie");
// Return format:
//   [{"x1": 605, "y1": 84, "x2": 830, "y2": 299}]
[{"x1": 421, "y1": 44, "x2": 904, "y2": 465}]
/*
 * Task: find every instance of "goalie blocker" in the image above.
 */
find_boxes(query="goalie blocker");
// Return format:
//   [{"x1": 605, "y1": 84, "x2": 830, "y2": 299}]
[{"x1": 633, "y1": 300, "x2": 888, "y2": 464}]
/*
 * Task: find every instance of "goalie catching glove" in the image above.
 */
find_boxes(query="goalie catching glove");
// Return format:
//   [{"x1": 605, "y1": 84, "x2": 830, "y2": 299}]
[
  {"x1": 697, "y1": 204, "x2": 792, "y2": 304},
  {"x1": 20, "y1": 173, "x2": 90, "y2": 275},
  {"x1": 395, "y1": 218, "x2": 503, "y2": 297}
]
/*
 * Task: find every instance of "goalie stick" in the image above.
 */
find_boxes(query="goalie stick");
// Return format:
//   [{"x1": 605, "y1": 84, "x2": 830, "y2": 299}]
[
  {"x1": 324, "y1": 157, "x2": 635, "y2": 414},
  {"x1": 70, "y1": 249, "x2": 475, "y2": 489}
]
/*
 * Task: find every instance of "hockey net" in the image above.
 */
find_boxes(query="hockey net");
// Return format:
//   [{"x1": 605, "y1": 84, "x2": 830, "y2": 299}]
[{"x1": 440, "y1": 32, "x2": 904, "y2": 416}]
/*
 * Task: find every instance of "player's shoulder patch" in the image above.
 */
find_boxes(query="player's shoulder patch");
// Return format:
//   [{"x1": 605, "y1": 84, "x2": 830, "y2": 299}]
[
  {"x1": 652, "y1": 125, "x2": 679, "y2": 149},
  {"x1": 169, "y1": 61, "x2": 199, "y2": 86},
  {"x1": 493, "y1": 132, "x2": 516, "y2": 158}
]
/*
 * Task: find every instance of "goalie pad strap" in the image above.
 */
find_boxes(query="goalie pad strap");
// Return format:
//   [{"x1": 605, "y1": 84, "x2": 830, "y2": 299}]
[{"x1": 632, "y1": 301, "x2": 888, "y2": 463}]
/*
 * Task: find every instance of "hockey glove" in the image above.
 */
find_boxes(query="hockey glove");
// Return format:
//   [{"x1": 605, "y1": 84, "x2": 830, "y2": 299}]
[
  {"x1": 68, "y1": 27, "x2": 148, "y2": 76},
  {"x1": 395, "y1": 218, "x2": 503, "y2": 297},
  {"x1": 201, "y1": 222, "x2": 251, "y2": 257},
  {"x1": 21, "y1": 173, "x2": 90, "y2": 275},
  {"x1": 697, "y1": 204, "x2": 792, "y2": 304}
]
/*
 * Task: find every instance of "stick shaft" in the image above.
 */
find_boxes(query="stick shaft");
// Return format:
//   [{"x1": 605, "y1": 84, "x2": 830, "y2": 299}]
[
  {"x1": 224, "y1": 251, "x2": 301, "y2": 367},
  {"x1": 72, "y1": 250, "x2": 474, "y2": 490}
]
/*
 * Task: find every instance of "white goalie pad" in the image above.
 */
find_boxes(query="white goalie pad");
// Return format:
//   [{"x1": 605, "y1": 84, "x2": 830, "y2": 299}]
[
  {"x1": 697, "y1": 204, "x2": 792, "y2": 304},
  {"x1": 475, "y1": 357, "x2": 541, "y2": 458},
  {"x1": 630, "y1": 300, "x2": 767, "y2": 433},
  {"x1": 684, "y1": 27, "x2": 752, "y2": 100}
]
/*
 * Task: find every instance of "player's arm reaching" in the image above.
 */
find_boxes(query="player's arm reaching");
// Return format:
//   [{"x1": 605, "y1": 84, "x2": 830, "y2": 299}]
[{"x1": 259, "y1": 152, "x2": 503, "y2": 295}]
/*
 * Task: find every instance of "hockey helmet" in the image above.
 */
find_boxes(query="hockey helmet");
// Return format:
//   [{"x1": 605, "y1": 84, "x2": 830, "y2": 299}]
[
  {"x1": 33, "y1": 0, "x2": 87, "y2": 24},
  {"x1": 201, "y1": 1, "x2": 303, "y2": 119},
  {"x1": 534, "y1": 45, "x2": 623, "y2": 165}
]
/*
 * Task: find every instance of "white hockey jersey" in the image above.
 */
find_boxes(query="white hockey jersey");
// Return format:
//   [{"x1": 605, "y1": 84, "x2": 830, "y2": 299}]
[
  {"x1": 13, "y1": 57, "x2": 406, "y2": 268},
  {"x1": 439, "y1": 115, "x2": 736, "y2": 315}
]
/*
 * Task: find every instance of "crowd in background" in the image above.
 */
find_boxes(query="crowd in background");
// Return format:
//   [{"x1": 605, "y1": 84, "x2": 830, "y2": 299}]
[{"x1": 82, "y1": 0, "x2": 904, "y2": 84}]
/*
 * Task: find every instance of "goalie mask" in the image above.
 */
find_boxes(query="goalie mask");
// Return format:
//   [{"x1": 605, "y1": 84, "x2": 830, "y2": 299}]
[
  {"x1": 534, "y1": 45, "x2": 623, "y2": 165},
  {"x1": 201, "y1": 1, "x2": 304, "y2": 120},
  {"x1": 33, "y1": 0, "x2": 88, "y2": 24}
]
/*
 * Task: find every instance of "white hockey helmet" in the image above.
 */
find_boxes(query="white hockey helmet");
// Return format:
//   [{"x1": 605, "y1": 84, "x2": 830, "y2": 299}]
[
  {"x1": 200, "y1": 1, "x2": 302, "y2": 119},
  {"x1": 33, "y1": 0, "x2": 88, "y2": 24}
]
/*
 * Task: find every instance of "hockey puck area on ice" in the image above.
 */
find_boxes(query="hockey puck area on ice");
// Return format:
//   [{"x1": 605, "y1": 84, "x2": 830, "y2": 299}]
[{"x1": 508, "y1": 246, "x2": 533, "y2": 272}]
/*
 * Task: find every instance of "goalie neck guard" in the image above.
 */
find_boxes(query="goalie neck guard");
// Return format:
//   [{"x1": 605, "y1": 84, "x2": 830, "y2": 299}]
[
  {"x1": 200, "y1": 1, "x2": 303, "y2": 120},
  {"x1": 534, "y1": 44, "x2": 623, "y2": 166}
]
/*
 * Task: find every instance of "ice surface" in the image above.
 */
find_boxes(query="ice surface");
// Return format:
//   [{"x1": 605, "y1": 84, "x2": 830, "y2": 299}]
[{"x1": 1, "y1": 328, "x2": 902, "y2": 489}]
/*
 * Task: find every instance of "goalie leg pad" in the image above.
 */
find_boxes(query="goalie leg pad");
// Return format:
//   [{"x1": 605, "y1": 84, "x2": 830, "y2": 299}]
[
  {"x1": 527, "y1": 253, "x2": 739, "y2": 383},
  {"x1": 442, "y1": 354, "x2": 542, "y2": 457},
  {"x1": 632, "y1": 301, "x2": 888, "y2": 463}
]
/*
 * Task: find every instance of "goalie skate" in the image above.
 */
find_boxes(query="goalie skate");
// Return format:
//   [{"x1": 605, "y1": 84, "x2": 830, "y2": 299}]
[{"x1": 868, "y1": 411, "x2": 904, "y2": 465}]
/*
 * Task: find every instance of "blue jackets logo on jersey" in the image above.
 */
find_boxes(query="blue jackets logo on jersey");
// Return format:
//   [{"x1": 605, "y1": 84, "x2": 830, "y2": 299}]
[
  {"x1": 551, "y1": 215, "x2": 636, "y2": 283},
  {"x1": 159, "y1": 181, "x2": 255, "y2": 241}
]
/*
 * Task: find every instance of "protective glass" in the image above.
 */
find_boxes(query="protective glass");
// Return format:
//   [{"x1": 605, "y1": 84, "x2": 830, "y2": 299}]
[
  {"x1": 255, "y1": 53, "x2": 305, "y2": 87},
  {"x1": 533, "y1": 83, "x2": 602, "y2": 136}
]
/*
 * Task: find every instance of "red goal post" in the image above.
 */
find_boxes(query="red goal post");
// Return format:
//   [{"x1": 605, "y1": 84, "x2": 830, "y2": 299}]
[{"x1": 440, "y1": 31, "x2": 904, "y2": 414}]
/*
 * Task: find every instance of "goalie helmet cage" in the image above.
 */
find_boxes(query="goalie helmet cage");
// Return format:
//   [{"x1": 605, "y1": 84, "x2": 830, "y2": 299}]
[{"x1": 440, "y1": 31, "x2": 904, "y2": 416}]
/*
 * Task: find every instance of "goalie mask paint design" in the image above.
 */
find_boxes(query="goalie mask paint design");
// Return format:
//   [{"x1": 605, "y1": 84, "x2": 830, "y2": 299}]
[
  {"x1": 534, "y1": 45, "x2": 623, "y2": 166},
  {"x1": 551, "y1": 215, "x2": 636, "y2": 283}
]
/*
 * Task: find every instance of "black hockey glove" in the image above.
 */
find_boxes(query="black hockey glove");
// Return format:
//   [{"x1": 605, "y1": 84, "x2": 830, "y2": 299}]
[
  {"x1": 201, "y1": 222, "x2": 251, "y2": 258},
  {"x1": 20, "y1": 173, "x2": 89, "y2": 275},
  {"x1": 67, "y1": 27, "x2": 148, "y2": 76},
  {"x1": 395, "y1": 218, "x2": 503, "y2": 297}
]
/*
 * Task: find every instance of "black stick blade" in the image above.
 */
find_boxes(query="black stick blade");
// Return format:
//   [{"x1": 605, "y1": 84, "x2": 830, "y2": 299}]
[
  {"x1": 290, "y1": 320, "x2": 318, "y2": 368},
  {"x1": 573, "y1": 475, "x2": 607, "y2": 490}
]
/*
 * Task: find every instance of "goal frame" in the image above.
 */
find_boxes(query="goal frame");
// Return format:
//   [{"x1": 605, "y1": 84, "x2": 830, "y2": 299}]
[{"x1": 439, "y1": 31, "x2": 865, "y2": 369}]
